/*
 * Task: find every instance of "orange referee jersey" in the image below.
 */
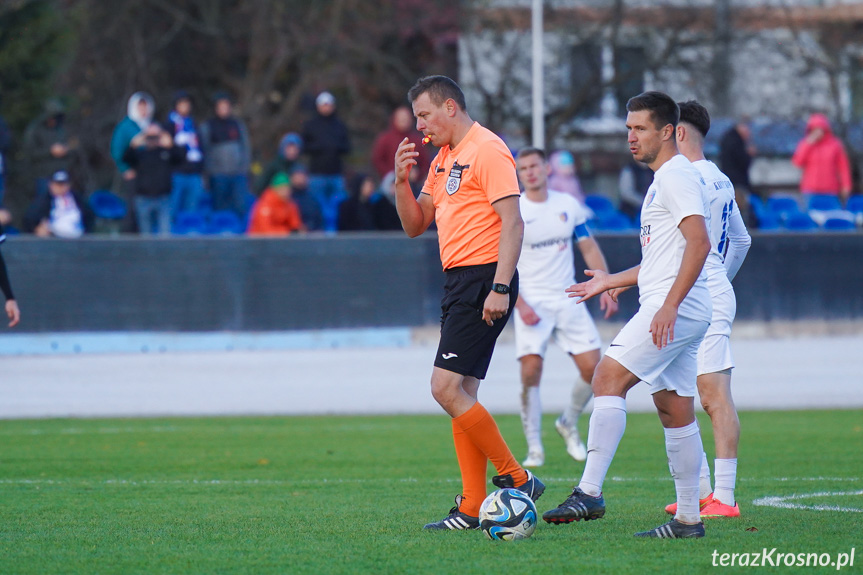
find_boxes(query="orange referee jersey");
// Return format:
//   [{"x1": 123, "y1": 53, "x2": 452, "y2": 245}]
[{"x1": 421, "y1": 122, "x2": 520, "y2": 270}]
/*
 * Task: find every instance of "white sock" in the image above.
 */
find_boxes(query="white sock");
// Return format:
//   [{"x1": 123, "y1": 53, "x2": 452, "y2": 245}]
[
  {"x1": 713, "y1": 459, "x2": 738, "y2": 505},
  {"x1": 665, "y1": 421, "x2": 703, "y2": 524},
  {"x1": 578, "y1": 396, "x2": 626, "y2": 497},
  {"x1": 699, "y1": 451, "x2": 712, "y2": 499},
  {"x1": 561, "y1": 377, "x2": 593, "y2": 427},
  {"x1": 520, "y1": 386, "x2": 543, "y2": 454}
]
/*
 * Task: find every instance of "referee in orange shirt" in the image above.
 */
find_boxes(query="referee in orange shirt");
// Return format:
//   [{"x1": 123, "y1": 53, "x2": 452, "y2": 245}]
[{"x1": 394, "y1": 75, "x2": 544, "y2": 530}]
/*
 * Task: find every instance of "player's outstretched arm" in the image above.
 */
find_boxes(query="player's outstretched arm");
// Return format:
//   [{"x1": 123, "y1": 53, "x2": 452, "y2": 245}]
[
  {"x1": 565, "y1": 265, "x2": 639, "y2": 304},
  {"x1": 394, "y1": 137, "x2": 434, "y2": 237}
]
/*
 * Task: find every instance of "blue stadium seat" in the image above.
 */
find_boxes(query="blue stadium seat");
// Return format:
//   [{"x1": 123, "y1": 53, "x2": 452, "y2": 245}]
[
  {"x1": 756, "y1": 212, "x2": 781, "y2": 231},
  {"x1": 172, "y1": 211, "x2": 208, "y2": 235},
  {"x1": 584, "y1": 194, "x2": 615, "y2": 216},
  {"x1": 207, "y1": 210, "x2": 244, "y2": 235},
  {"x1": 749, "y1": 194, "x2": 766, "y2": 217},
  {"x1": 783, "y1": 212, "x2": 818, "y2": 231},
  {"x1": 846, "y1": 195, "x2": 863, "y2": 215},
  {"x1": 806, "y1": 194, "x2": 842, "y2": 212},
  {"x1": 767, "y1": 195, "x2": 802, "y2": 219},
  {"x1": 593, "y1": 211, "x2": 632, "y2": 231},
  {"x1": 88, "y1": 190, "x2": 127, "y2": 220},
  {"x1": 823, "y1": 217, "x2": 856, "y2": 231}
]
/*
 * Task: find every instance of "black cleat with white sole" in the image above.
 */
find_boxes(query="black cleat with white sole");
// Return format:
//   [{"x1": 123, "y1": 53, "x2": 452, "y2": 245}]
[
  {"x1": 634, "y1": 519, "x2": 705, "y2": 538},
  {"x1": 542, "y1": 487, "x2": 606, "y2": 524},
  {"x1": 423, "y1": 495, "x2": 479, "y2": 530}
]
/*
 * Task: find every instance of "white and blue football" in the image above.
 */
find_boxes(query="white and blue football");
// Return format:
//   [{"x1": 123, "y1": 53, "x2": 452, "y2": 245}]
[{"x1": 479, "y1": 488, "x2": 538, "y2": 541}]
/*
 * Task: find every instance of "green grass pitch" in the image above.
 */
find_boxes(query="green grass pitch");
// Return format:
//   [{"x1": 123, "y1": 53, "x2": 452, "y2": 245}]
[{"x1": 0, "y1": 410, "x2": 860, "y2": 574}]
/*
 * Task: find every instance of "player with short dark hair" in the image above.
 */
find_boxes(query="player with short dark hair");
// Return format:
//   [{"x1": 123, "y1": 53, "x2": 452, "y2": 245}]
[
  {"x1": 513, "y1": 146, "x2": 618, "y2": 468},
  {"x1": 542, "y1": 90, "x2": 713, "y2": 538},
  {"x1": 672, "y1": 99, "x2": 751, "y2": 518},
  {"x1": 407, "y1": 75, "x2": 468, "y2": 115},
  {"x1": 394, "y1": 75, "x2": 544, "y2": 530}
]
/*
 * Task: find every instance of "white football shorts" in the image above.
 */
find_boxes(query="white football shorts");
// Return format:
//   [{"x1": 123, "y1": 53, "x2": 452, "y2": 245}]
[
  {"x1": 605, "y1": 305, "x2": 709, "y2": 397},
  {"x1": 697, "y1": 288, "x2": 737, "y2": 376},
  {"x1": 514, "y1": 296, "x2": 601, "y2": 359}
]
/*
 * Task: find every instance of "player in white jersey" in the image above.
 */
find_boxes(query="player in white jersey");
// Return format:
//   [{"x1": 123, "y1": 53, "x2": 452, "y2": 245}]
[
  {"x1": 514, "y1": 147, "x2": 619, "y2": 467},
  {"x1": 542, "y1": 91, "x2": 713, "y2": 539},
  {"x1": 665, "y1": 100, "x2": 751, "y2": 519}
]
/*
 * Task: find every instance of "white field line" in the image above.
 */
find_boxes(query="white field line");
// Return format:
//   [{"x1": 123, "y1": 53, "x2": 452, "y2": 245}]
[
  {"x1": 752, "y1": 490, "x2": 863, "y2": 513},
  {"x1": 0, "y1": 476, "x2": 858, "y2": 487}
]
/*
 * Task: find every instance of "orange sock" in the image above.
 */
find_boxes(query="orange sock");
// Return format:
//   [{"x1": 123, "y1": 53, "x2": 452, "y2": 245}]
[
  {"x1": 451, "y1": 419, "x2": 487, "y2": 517},
  {"x1": 453, "y1": 402, "x2": 527, "y2": 487}
]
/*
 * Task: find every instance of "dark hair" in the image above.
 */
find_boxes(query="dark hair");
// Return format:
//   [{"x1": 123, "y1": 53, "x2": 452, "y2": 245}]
[
  {"x1": 212, "y1": 91, "x2": 232, "y2": 104},
  {"x1": 349, "y1": 172, "x2": 376, "y2": 199},
  {"x1": 677, "y1": 100, "x2": 711, "y2": 137},
  {"x1": 172, "y1": 90, "x2": 192, "y2": 107},
  {"x1": 516, "y1": 147, "x2": 547, "y2": 162},
  {"x1": 626, "y1": 91, "x2": 679, "y2": 130},
  {"x1": 407, "y1": 75, "x2": 467, "y2": 112}
]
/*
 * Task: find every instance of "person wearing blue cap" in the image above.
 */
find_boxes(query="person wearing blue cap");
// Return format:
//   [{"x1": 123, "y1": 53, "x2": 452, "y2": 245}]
[{"x1": 254, "y1": 132, "x2": 305, "y2": 196}]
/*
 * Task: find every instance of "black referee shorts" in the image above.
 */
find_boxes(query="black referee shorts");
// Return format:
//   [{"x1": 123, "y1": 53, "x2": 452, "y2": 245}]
[{"x1": 433, "y1": 263, "x2": 519, "y2": 380}]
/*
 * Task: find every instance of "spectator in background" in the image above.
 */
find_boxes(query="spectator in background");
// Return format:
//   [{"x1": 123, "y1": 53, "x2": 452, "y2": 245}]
[
  {"x1": 111, "y1": 92, "x2": 155, "y2": 231},
  {"x1": 111, "y1": 92, "x2": 155, "y2": 182},
  {"x1": 122, "y1": 123, "x2": 184, "y2": 235},
  {"x1": 0, "y1": 106, "x2": 11, "y2": 207},
  {"x1": 376, "y1": 171, "x2": 409, "y2": 230},
  {"x1": 719, "y1": 118, "x2": 756, "y2": 226},
  {"x1": 791, "y1": 113, "x2": 852, "y2": 202},
  {"x1": 23, "y1": 99, "x2": 75, "y2": 200},
  {"x1": 165, "y1": 91, "x2": 206, "y2": 216},
  {"x1": 337, "y1": 173, "x2": 401, "y2": 232},
  {"x1": 617, "y1": 159, "x2": 653, "y2": 221},
  {"x1": 371, "y1": 105, "x2": 430, "y2": 180},
  {"x1": 247, "y1": 172, "x2": 304, "y2": 236},
  {"x1": 255, "y1": 132, "x2": 304, "y2": 196},
  {"x1": 23, "y1": 170, "x2": 94, "y2": 238},
  {"x1": 287, "y1": 167, "x2": 323, "y2": 231},
  {"x1": 302, "y1": 91, "x2": 350, "y2": 232},
  {"x1": 200, "y1": 92, "x2": 252, "y2": 218},
  {"x1": 547, "y1": 150, "x2": 587, "y2": 205}
]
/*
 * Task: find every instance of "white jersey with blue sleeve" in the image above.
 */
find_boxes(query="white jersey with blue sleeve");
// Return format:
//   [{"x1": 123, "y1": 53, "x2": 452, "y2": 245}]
[
  {"x1": 692, "y1": 160, "x2": 751, "y2": 282},
  {"x1": 518, "y1": 190, "x2": 591, "y2": 301}
]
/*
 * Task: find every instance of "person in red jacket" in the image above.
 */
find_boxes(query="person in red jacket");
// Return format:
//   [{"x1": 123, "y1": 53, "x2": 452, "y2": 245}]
[
  {"x1": 247, "y1": 172, "x2": 304, "y2": 236},
  {"x1": 791, "y1": 113, "x2": 852, "y2": 200},
  {"x1": 371, "y1": 106, "x2": 430, "y2": 183}
]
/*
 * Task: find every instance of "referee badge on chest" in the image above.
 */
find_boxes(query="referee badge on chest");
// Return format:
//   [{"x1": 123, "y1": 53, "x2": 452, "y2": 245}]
[{"x1": 446, "y1": 161, "x2": 470, "y2": 195}]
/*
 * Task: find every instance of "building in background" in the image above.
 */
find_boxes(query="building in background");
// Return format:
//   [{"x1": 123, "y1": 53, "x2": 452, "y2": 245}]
[{"x1": 457, "y1": 0, "x2": 863, "y2": 198}]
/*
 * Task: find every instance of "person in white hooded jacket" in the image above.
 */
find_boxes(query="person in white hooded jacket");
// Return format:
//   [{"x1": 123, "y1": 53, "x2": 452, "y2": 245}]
[{"x1": 110, "y1": 92, "x2": 155, "y2": 231}]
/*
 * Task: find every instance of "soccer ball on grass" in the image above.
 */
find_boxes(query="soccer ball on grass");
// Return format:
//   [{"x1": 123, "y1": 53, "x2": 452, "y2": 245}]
[{"x1": 479, "y1": 488, "x2": 538, "y2": 541}]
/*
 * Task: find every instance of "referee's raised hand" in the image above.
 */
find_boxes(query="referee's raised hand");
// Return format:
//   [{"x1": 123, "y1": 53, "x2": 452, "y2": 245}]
[{"x1": 394, "y1": 137, "x2": 418, "y2": 185}]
